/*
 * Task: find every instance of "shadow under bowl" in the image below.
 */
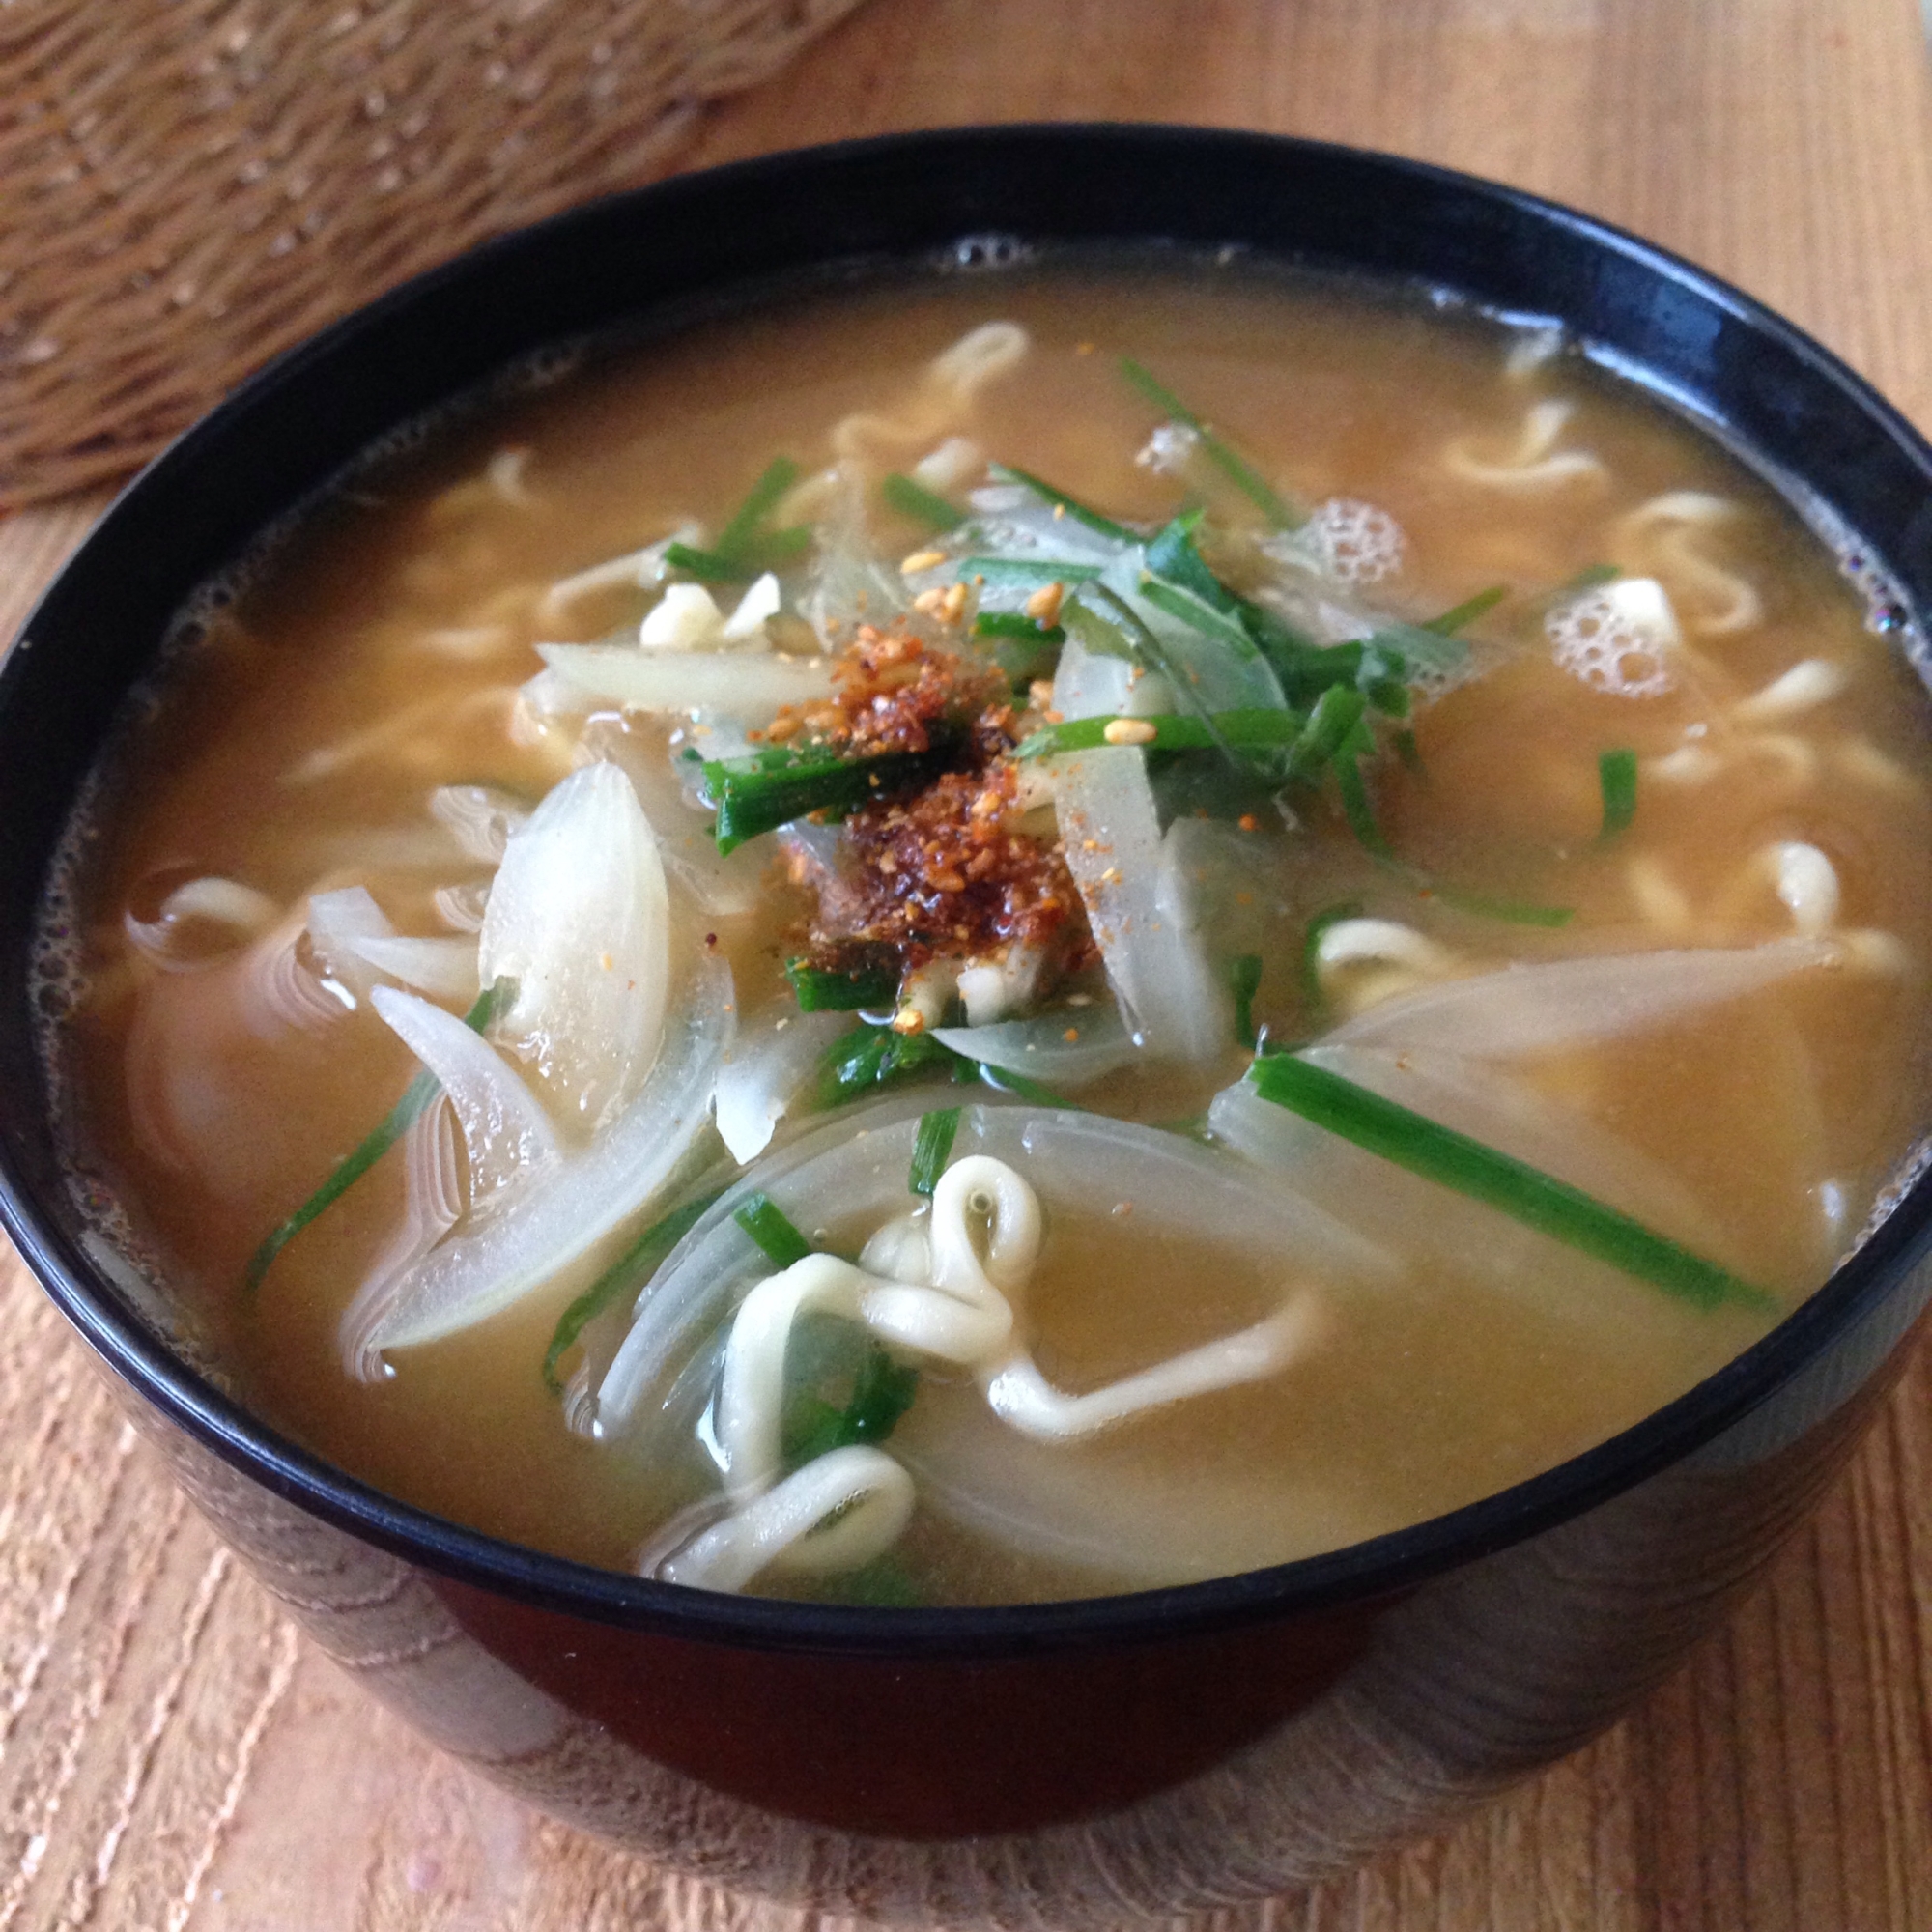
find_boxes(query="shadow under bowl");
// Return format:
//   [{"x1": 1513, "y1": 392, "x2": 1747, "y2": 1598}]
[{"x1": 5, "y1": 126, "x2": 1932, "y2": 1926}]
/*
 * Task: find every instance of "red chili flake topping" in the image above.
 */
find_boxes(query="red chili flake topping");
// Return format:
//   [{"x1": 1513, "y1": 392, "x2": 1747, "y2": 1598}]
[{"x1": 786, "y1": 628, "x2": 1092, "y2": 977}]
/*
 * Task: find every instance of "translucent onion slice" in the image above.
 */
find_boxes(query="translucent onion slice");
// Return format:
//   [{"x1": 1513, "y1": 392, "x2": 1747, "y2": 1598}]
[
  {"x1": 365, "y1": 953, "x2": 735, "y2": 1354},
  {"x1": 429, "y1": 784, "x2": 528, "y2": 865},
  {"x1": 369, "y1": 985, "x2": 560, "y2": 1205},
  {"x1": 1049, "y1": 635, "x2": 1171, "y2": 721},
  {"x1": 596, "y1": 1102, "x2": 1394, "y2": 1434},
  {"x1": 580, "y1": 721, "x2": 766, "y2": 918},
  {"x1": 1328, "y1": 938, "x2": 1842, "y2": 1061},
  {"x1": 896, "y1": 1380, "x2": 1375, "y2": 1586},
  {"x1": 932, "y1": 1004, "x2": 1137, "y2": 1087},
  {"x1": 713, "y1": 1006, "x2": 850, "y2": 1164},
  {"x1": 338, "y1": 1100, "x2": 463, "y2": 1382},
  {"x1": 1207, "y1": 1045, "x2": 1742, "y2": 1327},
  {"x1": 1052, "y1": 745, "x2": 1228, "y2": 1062},
  {"x1": 535, "y1": 643, "x2": 836, "y2": 713},
  {"x1": 344, "y1": 934, "x2": 480, "y2": 1004},
  {"x1": 478, "y1": 760, "x2": 669, "y2": 1125},
  {"x1": 304, "y1": 886, "x2": 394, "y2": 1001}
]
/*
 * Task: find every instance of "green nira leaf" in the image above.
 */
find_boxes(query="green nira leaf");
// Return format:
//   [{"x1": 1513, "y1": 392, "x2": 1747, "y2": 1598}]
[
  {"x1": 245, "y1": 980, "x2": 513, "y2": 1293},
  {"x1": 1230, "y1": 953, "x2": 1264, "y2": 1050},
  {"x1": 986, "y1": 462, "x2": 1138, "y2": 543},
  {"x1": 541, "y1": 1188, "x2": 723, "y2": 1394},
  {"x1": 782, "y1": 1337, "x2": 921, "y2": 1465},
  {"x1": 733, "y1": 1191, "x2": 813, "y2": 1268},
  {"x1": 909, "y1": 1108, "x2": 961, "y2": 1196},
  {"x1": 705, "y1": 740, "x2": 956, "y2": 853},
  {"x1": 881, "y1": 472, "x2": 964, "y2": 531},
  {"x1": 1119, "y1": 357, "x2": 1305, "y2": 528},
  {"x1": 786, "y1": 957, "x2": 899, "y2": 1011},
  {"x1": 1249, "y1": 1053, "x2": 1773, "y2": 1311},
  {"x1": 1598, "y1": 747, "x2": 1639, "y2": 840}
]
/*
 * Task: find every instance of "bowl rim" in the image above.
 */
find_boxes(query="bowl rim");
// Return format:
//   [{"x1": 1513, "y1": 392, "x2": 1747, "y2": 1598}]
[{"x1": 9, "y1": 120, "x2": 1932, "y2": 1660}]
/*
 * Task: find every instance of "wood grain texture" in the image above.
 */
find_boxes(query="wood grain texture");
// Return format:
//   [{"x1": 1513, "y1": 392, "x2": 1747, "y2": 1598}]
[{"x1": 4, "y1": 0, "x2": 1932, "y2": 1924}]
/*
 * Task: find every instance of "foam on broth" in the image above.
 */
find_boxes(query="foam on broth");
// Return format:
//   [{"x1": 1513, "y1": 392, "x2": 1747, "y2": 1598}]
[{"x1": 42, "y1": 265, "x2": 1932, "y2": 1604}]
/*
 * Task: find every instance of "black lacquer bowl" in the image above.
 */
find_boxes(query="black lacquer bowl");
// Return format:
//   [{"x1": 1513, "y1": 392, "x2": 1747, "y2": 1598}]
[{"x1": 6, "y1": 128, "x2": 1932, "y2": 1925}]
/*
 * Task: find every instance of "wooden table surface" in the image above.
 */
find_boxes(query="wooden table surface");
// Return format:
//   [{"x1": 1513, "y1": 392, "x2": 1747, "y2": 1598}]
[{"x1": 6, "y1": 1, "x2": 1932, "y2": 1925}]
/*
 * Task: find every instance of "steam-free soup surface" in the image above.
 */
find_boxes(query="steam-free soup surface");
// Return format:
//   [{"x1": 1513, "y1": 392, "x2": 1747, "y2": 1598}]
[{"x1": 48, "y1": 267, "x2": 1932, "y2": 1604}]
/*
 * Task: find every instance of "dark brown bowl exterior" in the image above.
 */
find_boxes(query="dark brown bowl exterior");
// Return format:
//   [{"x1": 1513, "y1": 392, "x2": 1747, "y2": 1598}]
[{"x1": 7, "y1": 128, "x2": 1932, "y2": 1923}]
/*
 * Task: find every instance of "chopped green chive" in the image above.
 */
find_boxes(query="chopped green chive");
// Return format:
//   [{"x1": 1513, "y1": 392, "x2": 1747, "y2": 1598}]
[
  {"x1": 1119, "y1": 357, "x2": 1304, "y2": 528},
  {"x1": 973, "y1": 610, "x2": 1065, "y2": 642},
  {"x1": 973, "y1": 610, "x2": 1065, "y2": 686},
  {"x1": 245, "y1": 980, "x2": 512, "y2": 1293},
  {"x1": 909, "y1": 1108, "x2": 962, "y2": 1196},
  {"x1": 969, "y1": 1060, "x2": 1075, "y2": 1107},
  {"x1": 715, "y1": 456, "x2": 802, "y2": 558},
  {"x1": 1599, "y1": 748, "x2": 1639, "y2": 840},
  {"x1": 664, "y1": 540, "x2": 757, "y2": 583},
  {"x1": 1248, "y1": 1054, "x2": 1773, "y2": 1311},
  {"x1": 1334, "y1": 753, "x2": 1395, "y2": 859},
  {"x1": 818, "y1": 1022, "x2": 961, "y2": 1107},
  {"x1": 786, "y1": 957, "x2": 899, "y2": 1011},
  {"x1": 1283, "y1": 687, "x2": 1368, "y2": 785},
  {"x1": 816, "y1": 1020, "x2": 1078, "y2": 1112},
  {"x1": 987, "y1": 462, "x2": 1138, "y2": 543},
  {"x1": 1230, "y1": 953, "x2": 1264, "y2": 1049},
  {"x1": 957, "y1": 556, "x2": 1103, "y2": 589},
  {"x1": 1560, "y1": 562, "x2": 1622, "y2": 595},
  {"x1": 1013, "y1": 704, "x2": 1306, "y2": 762},
  {"x1": 705, "y1": 741, "x2": 956, "y2": 853},
  {"x1": 1427, "y1": 884, "x2": 1576, "y2": 929},
  {"x1": 541, "y1": 1188, "x2": 724, "y2": 1394},
  {"x1": 783, "y1": 1340, "x2": 920, "y2": 1465},
  {"x1": 882, "y1": 472, "x2": 965, "y2": 530},
  {"x1": 1421, "y1": 584, "x2": 1509, "y2": 636},
  {"x1": 1136, "y1": 574, "x2": 1265, "y2": 660},
  {"x1": 733, "y1": 1191, "x2": 813, "y2": 1269}
]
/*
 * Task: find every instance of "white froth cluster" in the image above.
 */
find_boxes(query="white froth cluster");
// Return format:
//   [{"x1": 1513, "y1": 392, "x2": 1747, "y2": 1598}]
[
  {"x1": 1309, "y1": 497, "x2": 1407, "y2": 587},
  {"x1": 1547, "y1": 578, "x2": 1681, "y2": 698}
]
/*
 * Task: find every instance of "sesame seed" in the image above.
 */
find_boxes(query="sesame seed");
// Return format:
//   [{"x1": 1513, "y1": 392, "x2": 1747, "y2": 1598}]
[{"x1": 1103, "y1": 718, "x2": 1158, "y2": 745}]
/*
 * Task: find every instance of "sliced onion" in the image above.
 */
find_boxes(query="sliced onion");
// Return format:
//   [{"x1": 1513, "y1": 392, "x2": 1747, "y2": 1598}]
[
  {"x1": 578, "y1": 720, "x2": 766, "y2": 919},
  {"x1": 933, "y1": 1003, "x2": 1136, "y2": 1087},
  {"x1": 304, "y1": 886, "x2": 394, "y2": 1001},
  {"x1": 365, "y1": 953, "x2": 735, "y2": 1354},
  {"x1": 343, "y1": 934, "x2": 480, "y2": 1003},
  {"x1": 1328, "y1": 938, "x2": 1842, "y2": 1061},
  {"x1": 369, "y1": 985, "x2": 560, "y2": 1205},
  {"x1": 478, "y1": 760, "x2": 669, "y2": 1125},
  {"x1": 896, "y1": 1383, "x2": 1375, "y2": 1586},
  {"x1": 1052, "y1": 745, "x2": 1227, "y2": 1061},
  {"x1": 1049, "y1": 635, "x2": 1171, "y2": 720},
  {"x1": 429, "y1": 785, "x2": 528, "y2": 865},
  {"x1": 1207, "y1": 1046, "x2": 1741, "y2": 1325},
  {"x1": 713, "y1": 1006, "x2": 849, "y2": 1163},
  {"x1": 338, "y1": 1100, "x2": 463, "y2": 1382},
  {"x1": 1093, "y1": 550, "x2": 1290, "y2": 714},
  {"x1": 535, "y1": 644, "x2": 835, "y2": 714},
  {"x1": 125, "y1": 876, "x2": 280, "y2": 965},
  {"x1": 596, "y1": 1102, "x2": 1393, "y2": 1434}
]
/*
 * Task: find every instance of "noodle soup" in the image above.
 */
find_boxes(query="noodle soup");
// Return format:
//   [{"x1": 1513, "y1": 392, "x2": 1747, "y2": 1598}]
[{"x1": 43, "y1": 268, "x2": 1932, "y2": 1605}]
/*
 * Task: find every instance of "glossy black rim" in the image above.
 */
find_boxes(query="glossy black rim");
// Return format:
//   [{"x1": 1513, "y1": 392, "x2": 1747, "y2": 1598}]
[{"x1": 7, "y1": 123, "x2": 1932, "y2": 1660}]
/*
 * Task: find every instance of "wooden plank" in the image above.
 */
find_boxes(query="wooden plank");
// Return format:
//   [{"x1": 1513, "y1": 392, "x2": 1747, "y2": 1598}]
[{"x1": 3, "y1": 1, "x2": 1931, "y2": 1926}]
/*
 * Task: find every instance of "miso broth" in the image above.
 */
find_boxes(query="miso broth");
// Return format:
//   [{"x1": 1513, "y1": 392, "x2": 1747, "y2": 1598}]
[{"x1": 43, "y1": 266, "x2": 1932, "y2": 1605}]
